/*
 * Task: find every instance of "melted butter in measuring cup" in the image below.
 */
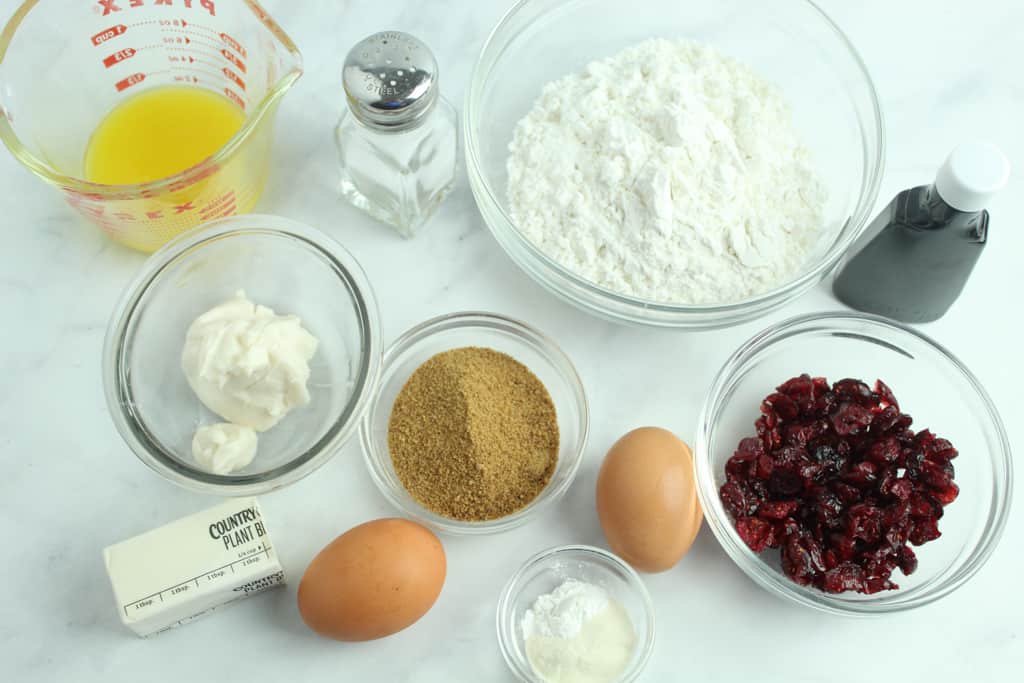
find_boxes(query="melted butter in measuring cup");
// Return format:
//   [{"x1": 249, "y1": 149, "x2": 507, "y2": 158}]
[{"x1": 41, "y1": 0, "x2": 297, "y2": 251}]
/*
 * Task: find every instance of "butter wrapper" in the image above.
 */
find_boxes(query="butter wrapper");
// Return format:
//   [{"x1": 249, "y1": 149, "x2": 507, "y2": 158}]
[{"x1": 103, "y1": 497, "x2": 285, "y2": 637}]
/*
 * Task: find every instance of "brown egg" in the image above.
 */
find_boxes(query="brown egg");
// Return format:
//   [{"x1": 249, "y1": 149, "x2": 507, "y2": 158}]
[
  {"x1": 596, "y1": 427, "x2": 703, "y2": 572},
  {"x1": 297, "y1": 518, "x2": 446, "y2": 641}
]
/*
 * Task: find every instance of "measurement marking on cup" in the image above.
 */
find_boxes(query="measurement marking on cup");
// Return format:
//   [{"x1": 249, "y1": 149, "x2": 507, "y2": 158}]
[
  {"x1": 115, "y1": 72, "x2": 146, "y2": 92},
  {"x1": 163, "y1": 29, "x2": 222, "y2": 49},
  {"x1": 161, "y1": 33, "x2": 221, "y2": 51},
  {"x1": 219, "y1": 33, "x2": 247, "y2": 59},
  {"x1": 200, "y1": 191, "x2": 237, "y2": 217},
  {"x1": 168, "y1": 55, "x2": 222, "y2": 71},
  {"x1": 91, "y1": 24, "x2": 127, "y2": 46},
  {"x1": 203, "y1": 200, "x2": 237, "y2": 219},
  {"x1": 170, "y1": 66, "x2": 227, "y2": 83},
  {"x1": 222, "y1": 49, "x2": 246, "y2": 73},
  {"x1": 114, "y1": 70, "x2": 169, "y2": 92},
  {"x1": 166, "y1": 46, "x2": 222, "y2": 60},
  {"x1": 202, "y1": 201, "x2": 237, "y2": 220},
  {"x1": 185, "y1": 21, "x2": 222, "y2": 37},
  {"x1": 223, "y1": 88, "x2": 245, "y2": 110},
  {"x1": 167, "y1": 46, "x2": 247, "y2": 74},
  {"x1": 102, "y1": 48, "x2": 137, "y2": 68},
  {"x1": 223, "y1": 67, "x2": 245, "y2": 91}
]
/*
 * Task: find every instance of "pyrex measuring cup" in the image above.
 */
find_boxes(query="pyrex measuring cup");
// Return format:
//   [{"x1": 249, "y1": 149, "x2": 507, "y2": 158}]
[{"x1": 0, "y1": 0, "x2": 302, "y2": 252}]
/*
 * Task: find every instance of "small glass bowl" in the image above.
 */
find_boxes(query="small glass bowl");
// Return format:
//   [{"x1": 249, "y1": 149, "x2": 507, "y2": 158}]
[
  {"x1": 695, "y1": 312, "x2": 1013, "y2": 615},
  {"x1": 359, "y1": 312, "x2": 589, "y2": 535},
  {"x1": 103, "y1": 215, "x2": 382, "y2": 496},
  {"x1": 466, "y1": 0, "x2": 885, "y2": 328},
  {"x1": 497, "y1": 545, "x2": 656, "y2": 683}
]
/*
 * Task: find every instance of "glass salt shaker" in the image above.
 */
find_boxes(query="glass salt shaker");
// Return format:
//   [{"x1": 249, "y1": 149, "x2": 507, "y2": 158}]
[{"x1": 336, "y1": 31, "x2": 458, "y2": 238}]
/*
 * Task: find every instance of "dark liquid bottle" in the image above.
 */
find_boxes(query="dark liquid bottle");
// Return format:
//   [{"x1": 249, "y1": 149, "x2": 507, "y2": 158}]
[{"x1": 833, "y1": 142, "x2": 1009, "y2": 323}]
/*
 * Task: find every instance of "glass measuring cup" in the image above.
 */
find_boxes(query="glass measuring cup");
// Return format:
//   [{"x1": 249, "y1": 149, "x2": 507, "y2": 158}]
[{"x1": 0, "y1": 0, "x2": 302, "y2": 252}]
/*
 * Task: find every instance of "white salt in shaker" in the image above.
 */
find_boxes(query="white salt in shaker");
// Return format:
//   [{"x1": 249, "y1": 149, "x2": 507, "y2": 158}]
[{"x1": 336, "y1": 31, "x2": 458, "y2": 238}]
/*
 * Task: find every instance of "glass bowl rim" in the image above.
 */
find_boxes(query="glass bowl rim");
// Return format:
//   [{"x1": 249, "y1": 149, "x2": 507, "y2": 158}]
[
  {"x1": 102, "y1": 214, "x2": 383, "y2": 496},
  {"x1": 495, "y1": 544, "x2": 657, "y2": 683},
  {"x1": 694, "y1": 310, "x2": 1014, "y2": 615},
  {"x1": 464, "y1": 0, "x2": 886, "y2": 322},
  {"x1": 359, "y1": 310, "x2": 590, "y2": 535}
]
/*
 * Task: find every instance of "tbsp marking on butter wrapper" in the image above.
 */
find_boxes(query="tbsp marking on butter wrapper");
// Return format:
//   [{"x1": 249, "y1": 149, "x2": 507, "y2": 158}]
[{"x1": 103, "y1": 497, "x2": 285, "y2": 637}]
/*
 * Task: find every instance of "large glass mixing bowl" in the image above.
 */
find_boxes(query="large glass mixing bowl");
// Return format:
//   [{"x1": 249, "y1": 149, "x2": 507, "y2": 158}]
[{"x1": 465, "y1": 0, "x2": 884, "y2": 329}]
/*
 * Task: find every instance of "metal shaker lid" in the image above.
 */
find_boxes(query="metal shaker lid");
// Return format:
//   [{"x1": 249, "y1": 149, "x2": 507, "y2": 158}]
[{"x1": 343, "y1": 31, "x2": 439, "y2": 130}]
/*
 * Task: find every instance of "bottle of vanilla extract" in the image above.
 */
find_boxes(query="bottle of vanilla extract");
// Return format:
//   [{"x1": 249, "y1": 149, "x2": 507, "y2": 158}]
[{"x1": 833, "y1": 142, "x2": 1009, "y2": 323}]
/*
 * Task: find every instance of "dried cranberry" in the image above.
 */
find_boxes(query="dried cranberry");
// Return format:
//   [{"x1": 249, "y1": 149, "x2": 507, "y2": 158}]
[
  {"x1": 834, "y1": 378, "x2": 875, "y2": 405},
  {"x1": 719, "y1": 374, "x2": 958, "y2": 594},
  {"x1": 842, "y1": 461, "x2": 879, "y2": 489},
  {"x1": 904, "y1": 449, "x2": 925, "y2": 472},
  {"x1": 874, "y1": 379, "x2": 899, "y2": 409},
  {"x1": 724, "y1": 455, "x2": 751, "y2": 482},
  {"x1": 834, "y1": 482, "x2": 862, "y2": 505},
  {"x1": 797, "y1": 461, "x2": 823, "y2": 483},
  {"x1": 736, "y1": 516, "x2": 775, "y2": 552},
  {"x1": 898, "y1": 546, "x2": 918, "y2": 575},
  {"x1": 777, "y1": 374, "x2": 815, "y2": 396},
  {"x1": 887, "y1": 478, "x2": 914, "y2": 502},
  {"x1": 828, "y1": 533, "x2": 857, "y2": 561},
  {"x1": 768, "y1": 467, "x2": 803, "y2": 498},
  {"x1": 781, "y1": 533, "x2": 826, "y2": 585},
  {"x1": 757, "y1": 500, "x2": 800, "y2": 520},
  {"x1": 748, "y1": 453, "x2": 772, "y2": 481},
  {"x1": 862, "y1": 575, "x2": 898, "y2": 594},
  {"x1": 720, "y1": 481, "x2": 756, "y2": 518},
  {"x1": 909, "y1": 517, "x2": 942, "y2": 545},
  {"x1": 809, "y1": 440, "x2": 845, "y2": 472},
  {"x1": 908, "y1": 491, "x2": 942, "y2": 519},
  {"x1": 915, "y1": 429, "x2": 936, "y2": 447},
  {"x1": 773, "y1": 446, "x2": 804, "y2": 467},
  {"x1": 831, "y1": 402, "x2": 874, "y2": 435},
  {"x1": 884, "y1": 519, "x2": 911, "y2": 547},
  {"x1": 812, "y1": 490, "x2": 844, "y2": 529},
  {"x1": 822, "y1": 549, "x2": 839, "y2": 571},
  {"x1": 805, "y1": 388, "x2": 830, "y2": 413},
  {"x1": 870, "y1": 404, "x2": 901, "y2": 434},
  {"x1": 736, "y1": 437, "x2": 764, "y2": 457},
  {"x1": 920, "y1": 460, "x2": 955, "y2": 490},
  {"x1": 865, "y1": 436, "x2": 901, "y2": 466},
  {"x1": 928, "y1": 438, "x2": 959, "y2": 462},
  {"x1": 773, "y1": 518, "x2": 800, "y2": 544},
  {"x1": 932, "y1": 482, "x2": 960, "y2": 506},
  {"x1": 861, "y1": 545, "x2": 896, "y2": 574},
  {"x1": 762, "y1": 392, "x2": 799, "y2": 420},
  {"x1": 822, "y1": 562, "x2": 864, "y2": 593},
  {"x1": 846, "y1": 503, "x2": 882, "y2": 544}
]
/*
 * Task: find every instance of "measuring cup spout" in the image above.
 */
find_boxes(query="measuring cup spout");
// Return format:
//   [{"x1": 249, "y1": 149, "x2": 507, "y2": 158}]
[
  {"x1": 0, "y1": 0, "x2": 303, "y2": 252},
  {"x1": 249, "y1": 0, "x2": 304, "y2": 112}
]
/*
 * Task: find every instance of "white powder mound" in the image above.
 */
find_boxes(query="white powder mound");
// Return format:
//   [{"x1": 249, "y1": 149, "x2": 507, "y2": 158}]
[
  {"x1": 507, "y1": 39, "x2": 827, "y2": 305},
  {"x1": 522, "y1": 579, "x2": 610, "y2": 640}
]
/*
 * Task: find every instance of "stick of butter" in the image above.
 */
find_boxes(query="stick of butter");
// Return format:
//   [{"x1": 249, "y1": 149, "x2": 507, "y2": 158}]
[{"x1": 103, "y1": 497, "x2": 285, "y2": 637}]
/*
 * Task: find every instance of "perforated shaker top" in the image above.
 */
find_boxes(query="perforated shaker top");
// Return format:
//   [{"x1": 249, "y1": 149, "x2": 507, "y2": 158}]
[{"x1": 343, "y1": 31, "x2": 439, "y2": 129}]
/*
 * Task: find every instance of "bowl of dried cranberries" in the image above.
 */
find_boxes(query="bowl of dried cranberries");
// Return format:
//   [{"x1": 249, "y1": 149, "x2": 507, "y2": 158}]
[{"x1": 694, "y1": 312, "x2": 1012, "y2": 615}]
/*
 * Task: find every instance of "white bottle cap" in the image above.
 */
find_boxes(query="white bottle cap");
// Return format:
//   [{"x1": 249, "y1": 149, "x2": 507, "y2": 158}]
[{"x1": 933, "y1": 141, "x2": 1010, "y2": 212}]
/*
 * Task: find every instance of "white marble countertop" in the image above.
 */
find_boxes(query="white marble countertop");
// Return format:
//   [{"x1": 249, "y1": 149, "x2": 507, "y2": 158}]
[{"x1": 1, "y1": 0, "x2": 1021, "y2": 680}]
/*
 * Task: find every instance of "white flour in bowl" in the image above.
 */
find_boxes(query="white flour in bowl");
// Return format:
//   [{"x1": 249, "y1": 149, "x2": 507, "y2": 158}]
[{"x1": 507, "y1": 39, "x2": 827, "y2": 305}]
